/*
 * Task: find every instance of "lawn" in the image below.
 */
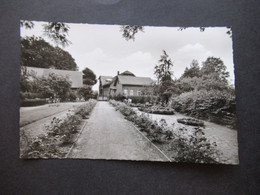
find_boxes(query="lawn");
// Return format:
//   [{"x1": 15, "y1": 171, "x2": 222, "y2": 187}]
[{"x1": 20, "y1": 102, "x2": 84, "y2": 127}]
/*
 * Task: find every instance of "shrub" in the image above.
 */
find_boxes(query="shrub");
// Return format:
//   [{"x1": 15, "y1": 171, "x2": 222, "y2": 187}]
[
  {"x1": 138, "y1": 105, "x2": 175, "y2": 115},
  {"x1": 170, "y1": 127, "x2": 221, "y2": 163},
  {"x1": 177, "y1": 118, "x2": 204, "y2": 127},
  {"x1": 171, "y1": 89, "x2": 236, "y2": 128},
  {"x1": 75, "y1": 99, "x2": 97, "y2": 119},
  {"x1": 20, "y1": 98, "x2": 46, "y2": 107},
  {"x1": 45, "y1": 113, "x2": 81, "y2": 144},
  {"x1": 109, "y1": 100, "x2": 221, "y2": 163}
]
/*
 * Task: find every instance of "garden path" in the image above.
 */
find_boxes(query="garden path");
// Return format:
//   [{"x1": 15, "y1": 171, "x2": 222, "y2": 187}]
[{"x1": 68, "y1": 101, "x2": 169, "y2": 161}]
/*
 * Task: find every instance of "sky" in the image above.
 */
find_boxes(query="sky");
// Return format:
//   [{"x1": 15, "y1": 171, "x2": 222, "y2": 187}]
[{"x1": 20, "y1": 21, "x2": 235, "y2": 91}]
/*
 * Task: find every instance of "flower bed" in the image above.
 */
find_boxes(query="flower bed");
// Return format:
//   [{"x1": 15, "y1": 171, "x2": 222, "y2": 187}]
[
  {"x1": 177, "y1": 118, "x2": 205, "y2": 127},
  {"x1": 138, "y1": 106, "x2": 175, "y2": 115},
  {"x1": 20, "y1": 99, "x2": 97, "y2": 159},
  {"x1": 109, "y1": 100, "x2": 221, "y2": 163}
]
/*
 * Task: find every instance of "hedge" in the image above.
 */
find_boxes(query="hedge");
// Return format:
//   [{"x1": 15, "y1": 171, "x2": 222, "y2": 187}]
[{"x1": 20, "y1": 98, "x2": 46, "y2": 107}]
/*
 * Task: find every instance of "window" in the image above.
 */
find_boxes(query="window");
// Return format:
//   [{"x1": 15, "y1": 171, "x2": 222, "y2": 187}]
[
  {"x1": 137, "y1": 90, "x2": 141, "y2": 96},
  {"x1": 130, "y1": 90, "x2": 134, "y2": 96},
  {"x1": 123, "y1": 89, "x2": 128, "y2": 96}
]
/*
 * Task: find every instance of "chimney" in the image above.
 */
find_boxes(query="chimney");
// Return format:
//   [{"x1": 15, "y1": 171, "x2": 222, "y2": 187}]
[{"x1": 117, "y1": 71, "x2": 120, "y2": 75}]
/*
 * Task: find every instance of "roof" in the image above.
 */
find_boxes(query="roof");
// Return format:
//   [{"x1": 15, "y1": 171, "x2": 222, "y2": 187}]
[
  {"x1": 119, "y1": 70, "x2": 135, "y2": 77},
  {"x1": 99, "y1": 76, "x2": 113, "y2": 86},
  {"x1": 118, "y1": 75, "x2": 153, "y2": 86},
  {"x1": 25, "y1": 66, "x2": 83, "y2": 88}
]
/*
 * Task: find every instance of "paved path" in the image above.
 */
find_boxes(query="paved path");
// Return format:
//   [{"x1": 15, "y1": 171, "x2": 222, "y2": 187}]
[{"x1": 68, "y1": 102, "x2": 169, "y2": 161}]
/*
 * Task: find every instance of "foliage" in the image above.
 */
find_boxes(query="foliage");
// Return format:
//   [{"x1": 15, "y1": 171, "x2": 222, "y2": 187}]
[
  {"x1": 181, "y1": 59, "x2": 201, "y2": 78},
  {"x1": 171, "y1": 89, "x2": 236, "y2": 128},
  {"x1": 20, "y1": 66, "x2": 32, "y2": 92},
  {"x1": 21, "y1": 36, "x2": 77, "y2": 70},
  {"x1": 20, "y1": 98, "x2": 46, "y2": 107},
  {"x1": 109, "y1": 93, "x2": 126, "y2": 101},
  {"x1": 178, "y1": 27, "x2": 232, "y2": 38},
  {"x1": 20, "y1": 66, "x2": 73, "y2": 101},
  {"x1": 170, "y1": 127, "x2": 221, "y2": 163},
  {"x1": 43, "y1": 22, "x2": 71, "y2": 47},
  {"x1": 21, "y1": 113, "x2": 81, "y2": 158},
  {"x1": 127, "y1": 96, "x2": 155, "y2": 104},
  {"x1": 201, "y1": 57, "x2": 230, "y2": 84},
  {"x1": 154, "y1": 50, "x2": 174, "y2": 83},
  {"x1": 82, "y1": 67, "x2": 97, "y2": 86},
  {"x1": 21, "y1": 99, "x2": 98, "y2": 158},
  {"x1": 75, "y1": 99, "x2": 97, "y2": 119},
  {"x1": 177, "y1": 118, "x2": 204, "y2": 127},
  {"x1": 21, "y1": 20, "x2": 71, "y2": 47},
  {"x1": 77, "y1": 86, "x2": 95, "y2": 100},
  {"x1": 120, "y1": 25, "x2": 144, "y2": 41},
  {"x1": 154, "y1": 50, "x2": 175, "y2": 104},
  {"x1": 34, "y1": 73, "x2": 72, "y2": 101},
  {"x1": 20, "y1": 20, "x2": 34, "y2": 29},
  {"x1": 109, "y1": 100, "x2": 221, "y2": 163},
  {"x1": 138, "y1": 105, "x2": 175, "y2": 115}
]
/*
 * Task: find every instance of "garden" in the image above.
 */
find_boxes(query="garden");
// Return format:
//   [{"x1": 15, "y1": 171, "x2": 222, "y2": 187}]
[
  {"x1": 109, "y1": 100, "x2": 225, "y2": 164},
  {"x1": 20, "y1": 99, "x2": 97, "y2": 158}
]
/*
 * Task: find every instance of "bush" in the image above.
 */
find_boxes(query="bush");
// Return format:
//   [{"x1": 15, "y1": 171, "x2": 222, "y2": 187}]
[
  {"x1": 20, "y1": 98, "x2": 46, "y2": 107},
  {"x1": 46, "y1": 113, "x2": 81, "y2": 144},
  {"x1": 109, "y1": 100, "x2": 221, "y2": 163},
  {"x1": 138, "y1": 105, "x2": 175, "y2": 115},
  {"x1": 171, "y1": 89, "x2": 236, "y2": 128},
  {"x1": 75, "y1": 99, "x2": 97, "y2": 118},
  {"x1": 21, "y1": 99, "x2": 98, "y2": 158},
  {"x1": 177, "y1": 118, "x2": 204, "y2": 127},
  {"x1": 170, "y1": 127, "x2": 221, "y2": 163},
  {"x1": 21, "y1": 112, "x2": 81, "y2": 159},
  {"x1": 130, "y1": 96, "x2": 156, "y2": 104}
]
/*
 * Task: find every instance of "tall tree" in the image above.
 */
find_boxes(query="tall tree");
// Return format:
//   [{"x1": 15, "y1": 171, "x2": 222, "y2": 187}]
[
  {"x1": 154, "y1": 50, "x2": 174, "y2": 83},
  {"x1": 21, "y1": 36, "x2": 78, "y2": 70},
  {"x1": 82, "y1": 67, "x2": 97, "y2": 86},
  {"x1": 181, "y1": 59, "x2": 201, "y2": 78},
  {"x1": 201, "y1": 57, "x2": 230, "y2": 84},
  {"x1": 154, "y1": 50, "x2": 174, "y2": 104}
]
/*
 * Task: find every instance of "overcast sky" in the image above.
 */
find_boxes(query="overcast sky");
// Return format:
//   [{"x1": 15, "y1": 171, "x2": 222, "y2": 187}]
[{"x1": 21, "y1": 21, "x2": 234, "y2": 91}]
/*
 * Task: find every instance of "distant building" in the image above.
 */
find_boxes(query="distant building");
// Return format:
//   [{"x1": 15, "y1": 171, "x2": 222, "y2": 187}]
[
  {"x1": 99, "y1": 71, "x2": 154, "y2": 100},
  {"x1": 24, "y1": 66, "x2": 83, "y2": 89}
]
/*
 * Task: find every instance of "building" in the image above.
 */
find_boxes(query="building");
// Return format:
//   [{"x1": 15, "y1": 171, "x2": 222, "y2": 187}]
[
  {"x1": 99, "y1": 71, "x2": 154, "y2": 100},
  {"x1": 24, "y1": 66, "x2": 83, "y2": 89}
]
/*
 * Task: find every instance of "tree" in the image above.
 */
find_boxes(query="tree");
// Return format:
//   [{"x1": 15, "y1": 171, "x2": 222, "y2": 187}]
[
  {"x1": 82, "y1": 67, "x2": 97, "y2": 86},
  {"x1": 154, "y1": 50, "x2": 174, "y2": 83},
  {"x1": 21, "y1": 36, "x2": 78, "y2": 70},
  {"x1": 20, "y1": 20, "x2": 71, "y2": 47},
  {"x1": 201, "y1": 57, "x2": 230, "y2": 84},
  {"x1": 34, "y1": 73, "x2": 72, "y2": 100},
  {"x1": 120, "y1": 25, "x2": 144, "y2": 41},
  {"x1": 181, "y1": 59, "x2": 201, "y2": 78},
  {"x1": 77, "y1": 86, "x2": 94, "y2": 100},
  {"x1": 154, "y1": 50, "x2": 174, "y2": 104}
]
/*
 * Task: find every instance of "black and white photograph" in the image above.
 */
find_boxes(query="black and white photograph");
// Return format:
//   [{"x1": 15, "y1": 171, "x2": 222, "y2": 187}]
[{"x1": 20, "y1": 21, "x2": 238, "y2": 164}]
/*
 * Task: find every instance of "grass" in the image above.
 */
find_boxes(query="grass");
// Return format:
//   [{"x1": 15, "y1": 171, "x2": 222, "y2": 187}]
[
  {"x1": 20, "y1": 100, "x2": 97, "y2": 159},
  {"x1": 20, "y1": 102, "x2": 84, "y2": 127}
]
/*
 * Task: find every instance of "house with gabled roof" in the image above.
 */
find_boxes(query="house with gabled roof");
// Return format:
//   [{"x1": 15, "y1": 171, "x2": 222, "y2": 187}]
[
  {"x1": 98, "y1": 71, "x2": 154, "y2": 100},
  {"x1": 24, "y1": 66, "x2": 83, "y2": 89}
]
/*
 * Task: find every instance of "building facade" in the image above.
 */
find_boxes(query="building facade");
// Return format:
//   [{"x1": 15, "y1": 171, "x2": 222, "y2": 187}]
[{"x1": 99, "y1": 71, "x2": 154, "y2": 100}]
